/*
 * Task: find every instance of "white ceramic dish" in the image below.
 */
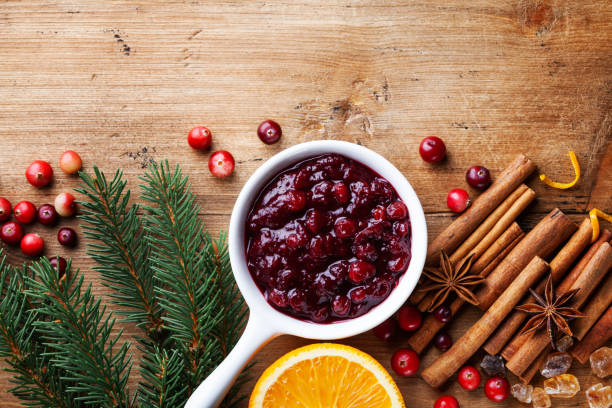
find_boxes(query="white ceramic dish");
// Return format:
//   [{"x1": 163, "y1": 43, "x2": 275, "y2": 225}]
[{"x1": 185, "y1": 140, "x2": 427, "y2": 408}]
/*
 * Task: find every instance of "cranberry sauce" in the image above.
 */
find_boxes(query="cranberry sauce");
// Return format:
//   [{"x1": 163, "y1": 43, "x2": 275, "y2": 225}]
[{"x1": 246, "y1": 153, "x2": 411, "y2": 323}]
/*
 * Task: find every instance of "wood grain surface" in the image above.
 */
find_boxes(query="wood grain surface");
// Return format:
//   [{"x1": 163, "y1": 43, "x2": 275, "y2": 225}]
[{"x1": 0, "y1": 0, "x2": 611, "y2": 406}]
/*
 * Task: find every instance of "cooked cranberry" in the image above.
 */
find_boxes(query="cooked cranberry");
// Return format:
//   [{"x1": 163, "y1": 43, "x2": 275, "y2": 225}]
[
  {"x1": 332, "y1": 182, "x2": 349, "y2": 204},
  {"x1": 353, "y1": 242, "x2": 378, "y2": 262},
  {"x1": 334, "y1": 218, "x2": 356, "y2": 239},
  {"x1": 311, "y1": 305, "x2": 329, "y2": 322},
  {"x1": 268, "y1": 289, "x2": 288, "y2": 308},
  {"x1": 285, "y1": 190, "x2": 306, "y2": 212},
  {"x1": 387, "y1": 253, "x2": 410, "y2": 273},
  {"x1": 348, "y1": 260, "x2": 376, "y2": 283},
  {"x1": 287, "y1": 288, "x2": 307, "y2": 312},
  {"x1": 393, "y1": 220, "x2": 410, "y2": 237},
  {"x1": 386, "y1": 201, "x2": 408, "y2": 220},
  {"x1": 305, "y1": 209, "x2": 325, "y2": 233},
  {"x1": 372, "y1": 205, "x2": 386, "y2": 220},
  {"x1": 332, "y1": 295, "x2": 351, "y2": 316},
  {"x1": 309, "y1": 236, "x2": 326, "y2": 259}
]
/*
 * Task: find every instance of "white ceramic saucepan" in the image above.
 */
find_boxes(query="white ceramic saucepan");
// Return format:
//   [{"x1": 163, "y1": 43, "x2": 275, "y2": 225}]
[{"x1": 185, "y1": 140, "x2": 427, "y2": 408}]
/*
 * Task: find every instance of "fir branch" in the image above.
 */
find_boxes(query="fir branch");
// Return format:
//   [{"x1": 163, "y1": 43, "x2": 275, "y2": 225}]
[
  {"x1": 26, "y1": 258, "x2": 133, "y2": 407},
  {"x1": 76, "y1": 167, "x2": 163, "y2": 339},
  {"x1": 137, "y1": 345, "x2": 187, "y2": 408}
]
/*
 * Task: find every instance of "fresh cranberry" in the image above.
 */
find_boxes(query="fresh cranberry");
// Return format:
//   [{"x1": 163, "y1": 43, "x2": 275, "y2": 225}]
[
  {"x1": 208, "y1": 150, "x2": 235, "y2": 178},
  {"x1": 14, "y1": 201, "x2": 36, "y2": 224},
  {"x1": 1, "y1": 221, "x2": 23, "y2": 245},
  {"x1": 20, "y1": 233, "x2": 44, "y2": 256},
  {"x1": 331, "y1": 295, "x2": 351, "y2": 316},
  {"x1": 447, "y1": 189, "x2": 470, "y2": 213},
  {"x1": 458, "y1": 366, "x2": 481, "y2": 391},
  {"x1": 37, "y1": 204, "x2": 58, "y2": 226},
  {"x1": 334, "y1": 218, "x2": 356, "y2": 239},
  {"x1": 373, "y1": 317, "x2": 397, "y2": 341},
  {"x1": 332, "y1": 182, "x2": 349, "y2": 204},
  {"x1": 49, "y1": 256, "x2": 67, "y2": 278},
  {"x1": 257, "y1": 120, "x2": 282, "y2": 144},
  {"x1": 187, "y1": 126, "x2": 213, "y2": 150},
  {"x1": 434, "y1": 396, "x2": 459, "y2": 408},
  {"x1": 391, "y1": 348, "x2": 419, "y2": 377},
  {"x1": 348, "y1": 260, "x2": 375, "y2": 283},
  {"x1": 484, "y1": 376, "x2": 509, "y2": 402},
  {"x1": 386, "y1": 201, "x2": 408, "y2": 220},
  {"x1": 466, "y1": 165, "x2": 491, "y2": 190},
  {"x1": 434, "y1": 332, "x2": 453, "y2": 351},
  {"x1": 55, "y1": 193, "x2": 77, "y2": 217},
  {"x1": 433, "y1": 305, "x2": 452, "y2": 324},
  {"x1": 419, "y1": 136, "x2": 446, "y2": 163},
  {"x1": 0, "y1": 198, "x2": 11, "y2": 222},
  {"x1": 59, "y1": 150, "x2": 83, "y2": 174},
  {"x1": 397, "y1": 305, "x2": 422, "y2": 331},
  {"x1": 58, "y1": 227, "x2": 77, "y2": 247},
  {"x1": 25, "y1": 160, "x2": 53, "y2": 188}
]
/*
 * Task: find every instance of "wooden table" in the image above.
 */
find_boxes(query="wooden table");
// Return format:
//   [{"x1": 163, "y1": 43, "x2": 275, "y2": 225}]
[{"x1": 1, "y1": 0, "x2": 611, "y2": 406}]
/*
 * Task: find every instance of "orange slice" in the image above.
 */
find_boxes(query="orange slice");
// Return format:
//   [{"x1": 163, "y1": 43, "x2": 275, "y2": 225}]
[{"x1": 249, "y1": 343, "x2": 405, "y2": 408}]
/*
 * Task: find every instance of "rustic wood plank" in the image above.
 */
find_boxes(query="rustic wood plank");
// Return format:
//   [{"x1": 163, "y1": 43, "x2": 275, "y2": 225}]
[{"x1": 0, "y1": 0, "x2": 610, "y2": 406}]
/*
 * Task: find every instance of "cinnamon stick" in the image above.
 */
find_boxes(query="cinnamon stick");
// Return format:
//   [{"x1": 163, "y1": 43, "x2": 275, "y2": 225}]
[
  {"x1": 506, "y1": 242, "x2": 612, "y2": 377},
  {"x1": 407, "y1": 225, "x2": 524, "y2": 353},
  {"x1": 421, "y1": 257, "x2": 549, "y2": 388},
  {"x1": 426, "y1": 154, "x2": 536, "y2": 266},
  {"x1": 476, "y1": 209, "x2": 577, "y2": 311},
  {"x1": 483, "y1": 218, "x2": 593, "y2": 355},
  {"x1": 571, "y1": 306, "x2": 612, "y2": 364},
  {"x1": 501, "y1": 228, "x2": 612, "y2": 360},
  {"x1": 572, "y1": 272, "x2": 612, "y2": 341}
]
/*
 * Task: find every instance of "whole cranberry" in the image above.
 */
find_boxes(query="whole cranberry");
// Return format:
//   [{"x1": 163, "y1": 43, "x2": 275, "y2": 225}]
[
  {"x1": 58, "y1": 227, "x2": 77, "y2": 247},
  {"x1": 458, "y1": 365, "x2": 481, "y2": 391},
  {"x1": 386, "y1": 201, "x2": 408, "y2": 220},
  {"x1": 285, "y1": 190, "x2": 306, "y2": 212},
  {"x1": 348, "y1": 261, "x2": 376, "y2": 283},
  {"x1": 49, "y1": 256, "x2": 67, "y2": 278},
  {"x1": 59, "y1": 150, "x2": 83, "y2": 174},
  {"x1": 484, "y1": 376, "x2": 509, "y2": 402},
  {"x1": 373, "y1": 317, "x2": 397, "y2": 341},
  {"x1": 332, "y1": 182, "x2": 350, "y2": 204},
  {"x1": 419, "y1": 136, "x2": 446, "y2": 163},
  {"x1": 353, "y1": 242, "x2": 378, "y2": 262},
  {"x1": 391, "y1": 348, "x2": 419, "y2": 377},
  {"x1": 349, "y1": 286, "x2": 366, "y2": 303},
  {"x1": 311, "y1": 305, "x2": 329, "y2": 322},
  {"x1": 0, "y1": 198, "x2": 11, "y2": 222},
  {"x1": 187, "y1": 126, "x2": 213, "y2": 150},
  {"x1": 305, "y1": 209, "x2": 325, "y2": 233},
  {"x1": 393, "y1": 220, "x2": 410, "y2": 237},
  {"x1": 1, "y1": 221, "x2": 23, "y2": 245},
  {"x1": 372, "y1": 205, "x2": 386, "y2": 220},
  {"x1": 25, "y1": 160, "x2": 53, "y2": 187},
  {"x1": 257, "y1": 120, "x2": 282, "y2": 144},
  {"x1": 433, "y1": 305, "x2": 452, "y2": 324},
  {"x1": 331, "y1": 295, "x2": 351, "y2": 316},
  {"x1": 434, "y1": 332, "x2": 453, "y2": 351},
  {"x1": 397, "y1": 305, "x2": 422, "y2": 331},
  {"x1": 38, "y1": 204, "x2": 58, "y2": 226},
  {"x1": 334, "y1": 218, "x2": 356, "y2": 239},
  {"x1": 14, "y1": 201, "x2": 37, "y2": 224},
  {"x1": 466, "y1": 165, "x2": 491, "y2": 189},
  {"x1": 447, "y1": 188, "x2": 470, "y2": 213},
  {"x1": 208, "y1": 150, "x2": 235, "y2": 178},
  {"x1": 20, "y1": 233, "x2": 44, "y2": 257},
  {"x1": 55, "y1": 193, "x2": 77, "y2": 217},
  {"x1": 434, "y1": 395, "x2": 459, "y2": 408},
  {"x1": 268, "y1": 289, "x2": 288, "y2": 308}
]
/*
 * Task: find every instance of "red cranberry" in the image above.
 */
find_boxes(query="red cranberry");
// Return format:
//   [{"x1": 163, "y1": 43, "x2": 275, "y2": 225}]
[
  {"x1": 257, "y1": 120, "x2": 282, "y2": 144},
  {"x1": 458, "y1": 365, "x2": 481, "y2": 391},
  {"x1": 331, "y1": 295, "x2": 351, "y2": 316},
  {"x1": 58, "y1": 227, "x2": 77, "y2": 247},
  {"x1": 187, "y1": 126, "x2": 212, "y2": 150},
  {"x1": 387, "y1": 253, "x2": 410, "y2": 273},
  {"x1": 208, "y1": 150, "x2": 235, "y2": 178},
  {"x1": 434, "y1": 332, "x2": 453, "y2": 351},
  {"x1": 334, "y1": 218, "x2": 356, "y2": 239},
  {"x1": 386, "y1": 201, "x2": 408, "y2": 220},
  {"x1": 433, "y1": 305, "x2": 452, "y2": 324},
  {"x1": 447, "y1": 188, "x2": 470, "y2": 213},
  {"x1": 466, "y1": 165, "x2": 491, "y2": 189},
  {"x1": 286, "y1": 233, "x2": 305, "y2": 249},
  {"x1": 37, "y1": 204, "x2": 58, "y2": 226},
  {"x1": 373, "y1": 317, "x2": 397, "y2": 341},
  {"x1": 20, "y1": 233, "x2": 44, "y2": 256},
  {"x1": 1, "y1": 221, "x2": 23, "y2": 245},
  {"x1": 59, "y1": 150, "x2": 82, "y2": 174},
  {"x1": 55, "y1": 193, "x2": 77, "y2": 217},
  {"x1": 484, "y1": 376, "x2": 509, "y2": 402},
  {"x1": 311, "y1": 305, "x2": 329, "y2": 322},
  {"x1": 285, "y1": 190, "x2": 306, "y2": 212},
  {"x1": 349, "y1": 286, "x2": 366, "y2": 303},
  {"x1": 348, "y1": 260, "x2": 375, "y2": 283},
  {"x1": 419, "y1": 136, "x2": 446, "y2": 163},
  {"x1": 391, "y1": 348, "x2": 419, "y2": 377},
  {"x1": 372, "y1": 205, "x2": 386, "y2": 220},
  {"x1": 287, "y1": 288, "x2": 307, "y2": 312},
  {"x1": 332, "y1": 182, "x2": 349, "y2": 204},
  {"x1": 268, "y1": 289, "x2": 288, "y2": 308},
  {"x1": 25, "y1": 160, "x2": 53, "y2": 188},
  {"x1": 49, "y1": 256, "x2": 67, "y2": 278},
  {"x1": 14, "y1": 201, "x2": 36, "y2": 224},
  {"x1": 397, "y1": 305, "x2": 422, "y2": 331},
  {"x1": 353, "y1": 242, "x2": 378, "y2": 262},
  {"x1": 305, "y1": 209, "x2": 325, "y2": 233},
  {"x1": 434, "y1": 396, "x2": 459, "y2": 408},
  {"x1": 0, "y1": 198, "x2": 11, "y2": 222},
  {"x1": 393, "y1": 220, "x2": 410, "y2": 237}
]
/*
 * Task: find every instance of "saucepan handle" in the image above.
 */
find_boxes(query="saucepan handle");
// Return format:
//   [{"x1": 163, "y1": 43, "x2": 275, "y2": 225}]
[{"x1": 184, "y1": 315, "x2": 278, "y2": 408}]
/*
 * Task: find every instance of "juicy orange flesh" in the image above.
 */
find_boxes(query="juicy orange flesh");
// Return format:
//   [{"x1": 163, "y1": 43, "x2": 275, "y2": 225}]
[{"x1": 262, "y1": 356, "x2": 392, "y2": 408}]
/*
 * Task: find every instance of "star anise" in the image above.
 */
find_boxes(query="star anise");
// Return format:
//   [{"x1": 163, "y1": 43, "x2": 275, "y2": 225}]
[
  {"x1": 417, "y1": 250, "x2": 483, "y2": 312},
  {"x1": 515, "y1": 274, "x2": 585, "y2": 348}
]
